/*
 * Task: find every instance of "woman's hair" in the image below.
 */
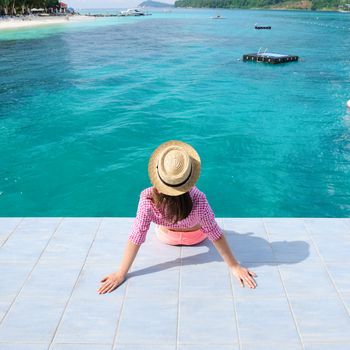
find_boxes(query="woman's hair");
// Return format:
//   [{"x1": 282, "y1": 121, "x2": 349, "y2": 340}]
[{"x1": 152, "y1": 187, "x2": 193, "y2": 224}]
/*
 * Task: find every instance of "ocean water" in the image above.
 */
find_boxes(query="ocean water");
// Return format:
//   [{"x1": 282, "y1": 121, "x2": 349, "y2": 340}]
[{"x1": 0, "y1": 9, "x2": 350, "y2": 217}]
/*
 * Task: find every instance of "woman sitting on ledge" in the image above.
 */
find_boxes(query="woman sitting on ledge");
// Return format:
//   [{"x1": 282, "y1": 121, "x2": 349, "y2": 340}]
[{"x1": 98, "y1": 140, "x2": 257, "y2": 294}]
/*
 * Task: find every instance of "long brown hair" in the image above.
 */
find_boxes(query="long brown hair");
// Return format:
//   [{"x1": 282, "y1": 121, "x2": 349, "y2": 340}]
[{"x1": 152, "y1": 187, "x2": 193, "y2": 224}]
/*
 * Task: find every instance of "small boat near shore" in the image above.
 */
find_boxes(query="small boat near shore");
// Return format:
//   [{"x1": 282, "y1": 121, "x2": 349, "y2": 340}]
[
  {"x1": 118, "y1": 8, "x2": 151, "y2": 17},
  {"x1": 86, "y1": 13, "x2": 119, "y2": 17},
  {"x1": 85, "y1": 8, "x2": 152, "y2": 18}
]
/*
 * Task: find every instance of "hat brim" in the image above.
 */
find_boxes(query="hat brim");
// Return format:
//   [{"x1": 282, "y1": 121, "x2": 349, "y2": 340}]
[{"x1": 148, "y1": 140, "x2": 201, "y2": 196}]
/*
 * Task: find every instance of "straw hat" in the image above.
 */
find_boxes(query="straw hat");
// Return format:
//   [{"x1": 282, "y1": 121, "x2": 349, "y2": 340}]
[{"x1": 148, "y1": 140, "x2": 201, "y2": 196}]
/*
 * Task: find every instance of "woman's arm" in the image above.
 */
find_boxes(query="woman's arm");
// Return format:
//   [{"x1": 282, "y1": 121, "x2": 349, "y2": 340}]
[
  {"x1": 98, "y1": 190, "x2": 152, "y2": 294},
  {"x1": 197, "y1": 191, "x2": 257, "y2": 289},
  {"x1": 212, "y1": 234, "x2": 257, "y2": 289},
  {"x1": 98, "y1": 239, "x2": 141, "y2": 294},
  {"x1": 211, "y1": 234, "x2": 239, "y2": 267},
  {"x1": 119, "y1": 239, "x2": 141, "y2": 276}
]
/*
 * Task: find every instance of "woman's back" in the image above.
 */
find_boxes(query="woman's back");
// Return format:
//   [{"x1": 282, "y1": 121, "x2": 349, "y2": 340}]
[
  {"x1": 140, "y1": 185, "x2": 201, "y2": 225},
  {"x1": 128, "y1": 186, "x2": 222, "y2": 245}
]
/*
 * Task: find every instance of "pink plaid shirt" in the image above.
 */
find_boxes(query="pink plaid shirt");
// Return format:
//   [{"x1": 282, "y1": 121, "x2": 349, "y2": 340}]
[{"x1": 129, "y1": 186, "x2": 223, "y2": 245}]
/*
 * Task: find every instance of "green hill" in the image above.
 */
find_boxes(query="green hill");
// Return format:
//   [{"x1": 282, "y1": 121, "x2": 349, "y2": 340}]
[
  {"x1": 174, "y1": 0, "x2": 346, "y2": 10},
  {"x1": 139, "y1": 1, "x2": 174, "y2": 7}
]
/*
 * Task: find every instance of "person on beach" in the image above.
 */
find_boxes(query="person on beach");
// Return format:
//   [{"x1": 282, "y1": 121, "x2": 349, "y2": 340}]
[{"x1": 98, "y1": 140, "x2": 257, "y2": 294}]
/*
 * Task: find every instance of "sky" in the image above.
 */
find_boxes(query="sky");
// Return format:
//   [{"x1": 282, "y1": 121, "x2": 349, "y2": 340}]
[{"x1": 68, "y1": 0, "x2": 175, "y2": 8}]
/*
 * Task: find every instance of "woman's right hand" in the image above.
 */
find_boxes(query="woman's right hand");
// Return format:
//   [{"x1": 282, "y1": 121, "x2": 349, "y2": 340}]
[
  {"x1": 230, "y1": 264, "x2": 257, "y2": 289},
  {"x1": 98, "y1": 271, "x2": 126, "y2": 294}
]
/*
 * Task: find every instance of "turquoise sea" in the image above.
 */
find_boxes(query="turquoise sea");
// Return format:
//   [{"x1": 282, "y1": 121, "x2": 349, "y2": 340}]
[{"x1": 0, "y1": 9, "x2": 350, "y2": 217}]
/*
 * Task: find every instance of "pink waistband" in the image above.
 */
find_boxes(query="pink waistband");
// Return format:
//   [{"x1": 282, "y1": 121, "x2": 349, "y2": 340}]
[{"x1": 155, "y1": 225, "x2": 206, "y2": 246}]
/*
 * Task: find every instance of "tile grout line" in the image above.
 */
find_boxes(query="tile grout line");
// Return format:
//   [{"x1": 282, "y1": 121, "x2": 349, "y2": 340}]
[
  {"x1": 303, "y1": 219, "x2": 350, "y2": 318},
  {"x1": 110, "y1": 218, "x2": 151, "y2": 349},
  {"x1": 2, "y1": 340, "x2": 350, "y2": 345},
  {"x1": 262, "y1": 218, "x2": 306, "y2": 350},
  {"x1": 47, "y1": 217, "x2": 103, "y2": 350},
  {"x1": 223, "y1": 223, "x2": 242, "y2": 350},
  {"x1": 0, "y1": 217, "x2": 64, "y2": 327},
  {"x1": 110, "y1": 263, "x2": 130, "y2": 350},
  {"x1": 0, "y1": 341, "x2": 111, "y2": 345},
  {"x1": 0, "y1": 217, "x2": 24, "y2": 248},
  {"x1": 228, "y1": 267, "x2": 242, "y2": 349},
  {"x1": 112, "y1": 289, "x2": 349, "y2": 302},
  {"x1": 175, "y1": 245, "x2": 182, "y2": 350}
]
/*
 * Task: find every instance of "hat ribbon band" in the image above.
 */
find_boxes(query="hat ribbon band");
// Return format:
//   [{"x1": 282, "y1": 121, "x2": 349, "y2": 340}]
[{"x1": 157, "y1": 164, "x2": 192, "y2": 188}]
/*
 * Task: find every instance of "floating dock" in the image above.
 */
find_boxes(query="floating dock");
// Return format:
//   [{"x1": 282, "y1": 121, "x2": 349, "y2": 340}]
[
  {"x1": 255, "y1": 25, "x2": 272, "y2": 29},
  {"x1": 243, "y1": 52, "x2": 299, "y2": 64}
]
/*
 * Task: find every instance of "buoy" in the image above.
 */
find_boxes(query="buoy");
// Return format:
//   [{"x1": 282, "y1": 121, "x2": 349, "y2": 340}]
[{"x1": 347, "y1": 100, "x2": 350, "y2": 109}]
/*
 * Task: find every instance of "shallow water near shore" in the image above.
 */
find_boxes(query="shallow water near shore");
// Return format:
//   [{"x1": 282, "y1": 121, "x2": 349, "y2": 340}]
[{"x1": 1, "y1": 9, "x2": 350, "y2": 217}]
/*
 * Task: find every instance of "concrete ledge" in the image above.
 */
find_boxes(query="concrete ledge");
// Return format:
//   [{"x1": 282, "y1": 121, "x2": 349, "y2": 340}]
[{"x1": 0, "y1": 218, "x2": 349, "y2": 349}]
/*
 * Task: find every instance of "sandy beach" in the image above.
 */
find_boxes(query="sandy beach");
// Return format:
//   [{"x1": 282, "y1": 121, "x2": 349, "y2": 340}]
[{"x1": 0, "y1": 15, "x2": 94, "y2": 30}]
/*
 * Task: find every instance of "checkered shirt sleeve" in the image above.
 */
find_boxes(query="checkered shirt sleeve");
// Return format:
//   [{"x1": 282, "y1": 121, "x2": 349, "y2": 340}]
[
  {"x1": 128, "y1": 193, "x2": 152, "y2": 245},
  {"x1": 198, "y1": 193, "x2": 223, "y2": 241}
]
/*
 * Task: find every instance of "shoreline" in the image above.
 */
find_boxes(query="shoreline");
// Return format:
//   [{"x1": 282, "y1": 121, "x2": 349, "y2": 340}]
[{"x1": 0, "y1": 15, "x2": 94, "y2": 31}]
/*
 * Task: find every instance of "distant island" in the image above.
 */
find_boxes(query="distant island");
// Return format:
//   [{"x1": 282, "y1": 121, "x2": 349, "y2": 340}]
[
  {"x1": 139, "y1": 1, "x2": 174, "y2": 7},
  {"x1": 174, "y1": 0, "x2": 348, "y2": 11}
]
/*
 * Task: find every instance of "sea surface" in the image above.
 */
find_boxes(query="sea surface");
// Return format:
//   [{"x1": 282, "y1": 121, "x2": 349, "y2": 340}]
[{"x1": 1, "y1": 9, "x2": 350, "y2": 217}]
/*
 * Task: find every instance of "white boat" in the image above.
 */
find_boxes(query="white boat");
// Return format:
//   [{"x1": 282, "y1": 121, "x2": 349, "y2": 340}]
[{"x1": 119, "y1": 8, "x2": 149, "y2": 16}]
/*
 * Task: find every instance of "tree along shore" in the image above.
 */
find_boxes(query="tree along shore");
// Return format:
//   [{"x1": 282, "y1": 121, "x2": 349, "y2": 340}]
[
  {"x1": 174, "y1": 0, "x2": 348, "y2": 11},
  {"x1": 0, "y1": 1, "x2": 61, "y2": 16}
]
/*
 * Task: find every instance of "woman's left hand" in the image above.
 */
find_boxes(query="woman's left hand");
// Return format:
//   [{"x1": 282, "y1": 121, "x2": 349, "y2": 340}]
[{"x1": 230, "y1": 264, "x2": 257, "y2": 288}]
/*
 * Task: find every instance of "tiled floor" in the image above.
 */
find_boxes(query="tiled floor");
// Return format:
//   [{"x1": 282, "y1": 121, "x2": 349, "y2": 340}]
[{"x1": 0, "y1": 217, "x2": 349, "y2": 350}]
